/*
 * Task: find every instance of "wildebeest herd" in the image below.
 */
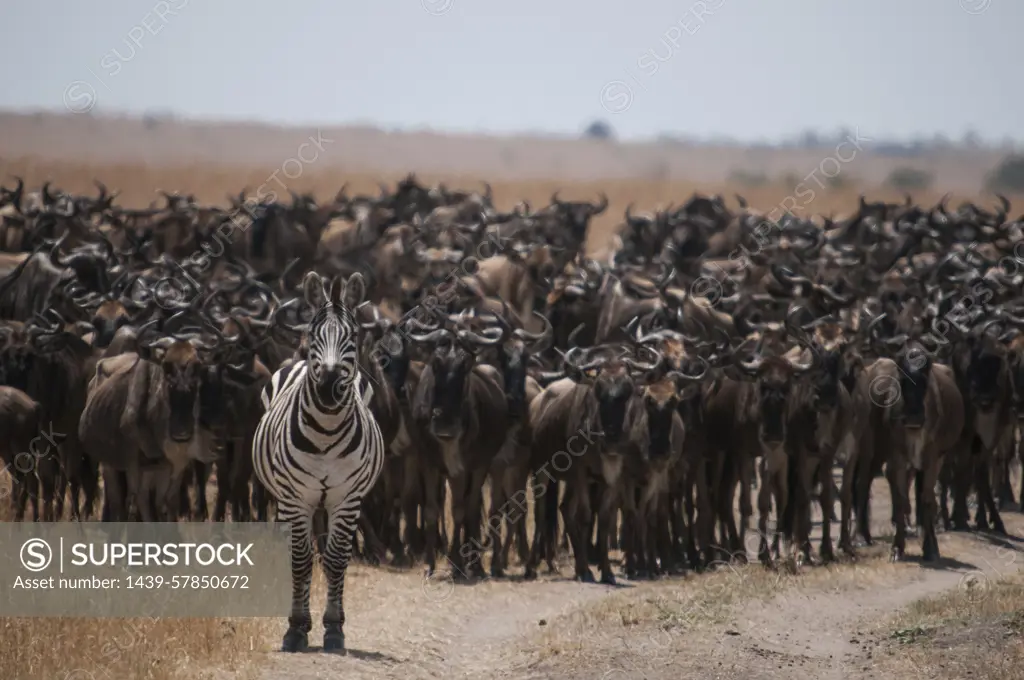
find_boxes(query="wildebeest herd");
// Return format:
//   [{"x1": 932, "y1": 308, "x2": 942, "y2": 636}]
[{"x1": 1, "y1": 174, "x2": 1023, "y2": 593}]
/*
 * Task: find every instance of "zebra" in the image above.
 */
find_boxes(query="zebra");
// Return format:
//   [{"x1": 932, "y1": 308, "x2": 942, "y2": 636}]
[{"x1": 252, "y1": 271, "x2": 385, "y2": 654}]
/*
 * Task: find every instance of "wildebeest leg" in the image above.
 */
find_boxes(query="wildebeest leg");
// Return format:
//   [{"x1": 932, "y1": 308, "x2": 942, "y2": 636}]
[
  {"x1": 488, "y1": 460, "x2": 510, "y2": 578},
  {"x1": 656, "y1": 494, "x2": 675, "y2": 574},
  {"x1": 921, "y1": 456, "x2": 942, "y2": 562},
  {"x1": 11, "y1": 466, "x2": 29, "y2": 521},
  {"x1": 232, "y1": 437, "x2": 254, "y2": 522},
  {"x1": 194, "y1": 461, "x2": 211, "y2": 522},
  {"x1": 398, "y1": 454, "x2": 422, "y2": 564},
  {"x1": 756, "y1": 460, "x2": 774, "y2": 567},
  {"x1": 693, "y1": 456, "x2": 715, "y2": 567},
  {"x1": 465, "y1": 468, "x2": 488, "y2": 579},
  {"x1": 36, "y1": 453, "x2": 59, "y2": 522},
  {"x1": 706, "y1": 448, "x2": 728, "y2": 558},
  {"x1": 586, "y1": 481, "x2": 600, "y2": 565},
  {"x1": 79, "y1": 454, "x2": 99, "y2": 521},
  {"x1": 855, "y1": 451, "x2": 876, "y2": 546},
  {"x1": 524, "y1": 472, "x2": 549, "y2": 581},
  {"x1": 547, "y1": 481, "x2": 561, "y2": 570},
  {"x1": 562, "y1": 473, "x2": 595, "y2": 583},
  {"x1": 739, "y1": 454, "x2": 754, "y2": 533},
  {"x1": 718, "y1": 456, "x2": 741, "y2": 559},
  {"x1": 1017, "y1": 428, "x2": 1024, "y2": 514},
  {"x1": 950, "y1": 439, "x2": 973, "y2": 531},
  {"x1": 839, "y1": 446, "x2": 858, "y2": 556},
  {"x1": 681, "y1": 475, "x2": 699, "y2": 569},
  {"x1": 596, "y1": 479, "x2": 619, "y2": 585},
  {"x1": 938, "y1": 455, "x2": 953, "y2": 530},
  {"x1": 621, "y1": 480, "x2": 639, "y2": 579},
  {"x1": 887, "y1": 454, "x2": 910, "y2": 562},
  {"x1": 252, "y1": 478, "x2": 269, "y2": 522},
  {"x1": 997, "y1": 455, "x2": 1015, "y2": 509},
  {"x1": 500, "y1": 460, "x2": 530, "y2": 568},
  {"x1": 447, "y1": 472, "x2": 470, "y2": 578},
  {"x1": 795, "y1": 455, "x2": 817, "y2": 565},
  {"x1": 214, "y1": 448, "x2": 232, "y2": 522},
  {"x1": 422, "y1": 465, "x2": 442, "y2": 576},
  {"x1": 818, "y1": 456, "x2": 836, "y2": 563},
  {"x1": 977, "y1": 453, "x2": 1006, "y2": 534}
]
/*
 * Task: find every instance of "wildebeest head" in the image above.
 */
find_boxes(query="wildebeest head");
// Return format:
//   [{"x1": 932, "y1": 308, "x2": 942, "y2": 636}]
[
  {"x1": 638, "y1": 358, "x2": 708, "y2": 461},
  {"x1": 88, "y1": 298, "x2": 131, "y2": 349},
  {"x1": 965, "y1": 320, "x2": 1009, "y2": 412},
  {"x1": 736, "y1": 343, "x2": 817, "y2": 447},
  {"x1": 1006, "y1": 334, "x2": 1024, "y2": 420},
  {"x1": 409, "y1": 320, "x2": 503, "y2": 441},
  {"x1": 886, "y1": 336, "x2": 933, "y2": 428},
  {"x1": 483, "y1": 309, "x2": 552, "y2": 420},
  {"x1": 562, "y1": 334, "x2": 663, "y2": 444},
  {"x1": 142, "y1": 336, "x2": 210, "y2": 443},
  {"x1": 550, "y1": 192, "x2": 609, "y2": 245},
  {"x1": 0, "y1": 322, "x2": 33, "y2": 390}
]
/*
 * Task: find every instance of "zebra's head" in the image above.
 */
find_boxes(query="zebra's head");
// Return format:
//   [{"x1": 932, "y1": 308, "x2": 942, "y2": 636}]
[{"x1": 302, "y1": 271, "x2": 366, "y2": 405}]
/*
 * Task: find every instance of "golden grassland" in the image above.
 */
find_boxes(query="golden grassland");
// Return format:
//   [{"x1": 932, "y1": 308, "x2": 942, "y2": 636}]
[{"x1": 0, "y1": 156, "x2": 1010, "y2": 255}]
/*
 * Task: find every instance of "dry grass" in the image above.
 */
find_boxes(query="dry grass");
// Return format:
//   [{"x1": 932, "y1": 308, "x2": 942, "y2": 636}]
[
  {"x1": 517, "y1": 546, "x2": 894, "y2": 675},
  {"x1": 870, "y1": 573, "x2": 1024, "y2": 680}
]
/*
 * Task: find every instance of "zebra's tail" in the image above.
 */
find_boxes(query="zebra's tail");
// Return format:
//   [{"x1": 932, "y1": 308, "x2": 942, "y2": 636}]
[{"x1": 313, "y1": 507, "x2": 328, "y2": 556}]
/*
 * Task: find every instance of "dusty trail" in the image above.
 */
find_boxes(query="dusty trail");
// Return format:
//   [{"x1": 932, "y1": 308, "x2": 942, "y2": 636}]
[{"x1": 213, "y1": 482, "x2": 1024, "y2": 680}]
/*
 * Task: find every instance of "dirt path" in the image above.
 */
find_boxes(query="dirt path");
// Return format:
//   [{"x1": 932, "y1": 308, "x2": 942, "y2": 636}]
[
  {"x1": 697, "y1": 522, "x2": 1024, "y2": 680},
  {"x1": 217, "y1": 483, "x2": 1024, "y2": 680}
]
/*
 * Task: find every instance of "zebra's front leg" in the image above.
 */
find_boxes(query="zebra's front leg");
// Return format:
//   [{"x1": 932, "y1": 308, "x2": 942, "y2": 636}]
[
  {"x1": 322, "y1": 498, "x2": 360, "y2": 654},
  {"x1": 282, "y1": 509, "x2": 314, "y2": 653}
]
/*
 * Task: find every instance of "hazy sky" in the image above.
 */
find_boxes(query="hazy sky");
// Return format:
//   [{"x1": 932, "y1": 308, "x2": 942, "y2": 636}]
[{"x1": 1, "y1": 0, "x2": 1019, "y2": 142}]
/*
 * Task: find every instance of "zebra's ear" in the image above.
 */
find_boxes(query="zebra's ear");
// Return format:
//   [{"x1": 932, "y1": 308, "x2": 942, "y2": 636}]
[
  {"x1": 343, "y1": 273, "x2": 366, "y2": 309},
  {"x1": 303, "y1": 271, "x2": 327, "y2": 308}
]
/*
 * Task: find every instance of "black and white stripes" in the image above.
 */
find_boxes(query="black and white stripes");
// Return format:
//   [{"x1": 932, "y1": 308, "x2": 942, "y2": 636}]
[{"x1": 252, "y1": 271, "x2": 384, "y2": 654}]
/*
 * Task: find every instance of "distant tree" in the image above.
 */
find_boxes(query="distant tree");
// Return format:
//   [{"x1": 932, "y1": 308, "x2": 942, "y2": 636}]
[
  {"x1": 799, "y1": 129, "x2": 820, "y2": 148},
  {"x1": 584, "y1": 120, "x2": 614, "y2": 140},
  {"x1": 884, "y1": 166, "x2": 934, "y2": 191},
  {"x1": 962, "y1": 129, "x2": 981, "y2": 149},
  {"x1": 986, "y1": 154, "x2": 1024, "y2": 193}
]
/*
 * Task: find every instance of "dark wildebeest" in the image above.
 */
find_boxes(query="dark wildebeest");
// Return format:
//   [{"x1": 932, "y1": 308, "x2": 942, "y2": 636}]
[
  {"x1": 851, "y1": 337, "x2": 964, "y2": 561},
  {"x1": 408, "y1": 316, "x2": 509, "y2": 578}
]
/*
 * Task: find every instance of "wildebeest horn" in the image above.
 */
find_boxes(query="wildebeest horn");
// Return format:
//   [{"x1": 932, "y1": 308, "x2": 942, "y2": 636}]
[
  {"x1": 408, "y1": 327, "x2": 452, "y2": 344},
  {"x1": 457, "y1": 325, "x2": 504, "y2": 348},
  {"x1": 513, "y1": 311, "x2": 553, "y2": 351},
  {"x1": 669, "y1": 355, "x2": 710, "y2": 384},
  {"x1": 623, "y1": 345, "x2": 664, "y2": 375}
]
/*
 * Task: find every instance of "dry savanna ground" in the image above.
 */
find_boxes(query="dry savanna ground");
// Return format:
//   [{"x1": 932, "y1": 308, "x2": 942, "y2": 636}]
[{"x1": 1, "y1": 116, "x2": 1023, "y2": 679}]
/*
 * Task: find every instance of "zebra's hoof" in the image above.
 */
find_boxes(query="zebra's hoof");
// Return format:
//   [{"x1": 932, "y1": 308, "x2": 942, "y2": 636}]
[
  {"x1": 323, "y1": 630, "x2": 346, "y2": 655},
  {"x1": 281, "y1": 629, "x2": 309, "y2": 653}
]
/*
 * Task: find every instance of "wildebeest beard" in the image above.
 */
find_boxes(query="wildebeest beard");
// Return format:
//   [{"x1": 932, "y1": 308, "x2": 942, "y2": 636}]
[
  {"x1": 813, "y1": 352, "x2": 842, "y2": 409},
  {"x1": 759, "y1": 386, "x2": 788, "y2": 445},
  {"x1": 898, "y1": 357, "x2": 930, "y2": 428},
  {"x1": 595, "y1": 376, "x2": 632, "y2": 443},
  {"x1": 646, "y1": 403, "x2": 675, "y2": 459},
  {"x1": 1010, "y1": 357, "x2": 1024, "y2": 419},
  {"x1": 969, "y1": 353, "x2": 1003, "y2": 411},
  {"x1": 430, "y1": 351, "x2": 469, "y2": 439},
  {"x1": 500, "y1": 346, "x2": 528, "y2": 420},
  {"x1": 167, "y1": 385, "x2": 198, "y2": 442}
]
